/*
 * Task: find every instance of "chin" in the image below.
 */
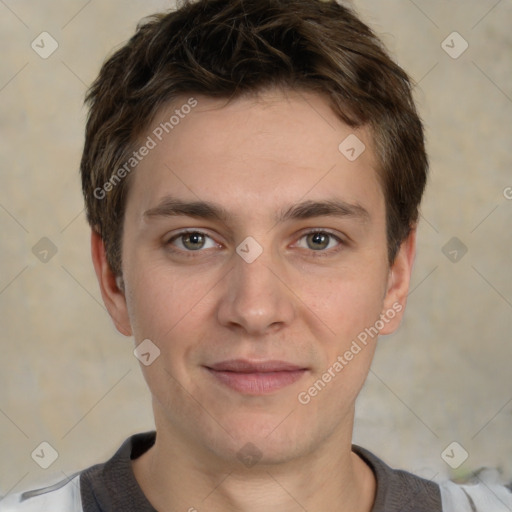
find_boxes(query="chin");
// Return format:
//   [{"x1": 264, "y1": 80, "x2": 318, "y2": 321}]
[
  {"x1": 215, "y1": 435, "x2": 307, "y2": 468},
  {"x1": 201, "y1": 413, "x2": 315, "y2": 467}
]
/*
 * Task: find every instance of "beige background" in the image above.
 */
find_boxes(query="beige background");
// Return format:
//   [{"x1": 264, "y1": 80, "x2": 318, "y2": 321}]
[{"x1": 1, "y1": 0, "x2": 511, "y2": 496}]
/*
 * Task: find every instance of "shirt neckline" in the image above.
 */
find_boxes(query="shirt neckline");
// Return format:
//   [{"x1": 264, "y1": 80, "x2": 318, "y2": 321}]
[{"x1": 82, "y1": 431, "x2": 440, "y2": 512}]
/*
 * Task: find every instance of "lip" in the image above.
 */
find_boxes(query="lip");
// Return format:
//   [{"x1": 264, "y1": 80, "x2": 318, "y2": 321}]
[{"x1": 205, "y1": 359, "x2": 308, "y2": 395}]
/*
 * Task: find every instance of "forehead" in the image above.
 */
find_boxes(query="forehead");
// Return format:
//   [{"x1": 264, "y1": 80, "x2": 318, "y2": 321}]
[{"x1": 125, "y1": 89, "x2": 384, "y2": 223}]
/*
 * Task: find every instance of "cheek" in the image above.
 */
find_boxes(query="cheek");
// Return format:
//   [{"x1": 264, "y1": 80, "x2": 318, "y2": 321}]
[
  {"x1": 124, "y1": 262, "x2": 190, "y2": 340},
  {"x1": 301, "y1": 268, "x2": 388, "y2": 345},
  {"x1": 123, "y1": 258, "x2": 220, "y2": 365},
  {"x1": 296, "y1": 274, "x2": 386, "y2": 414}
]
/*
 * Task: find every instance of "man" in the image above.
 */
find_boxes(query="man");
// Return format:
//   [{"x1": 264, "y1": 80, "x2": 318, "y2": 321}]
[{"x1": 1, "y1": 0, "x2": 510, "y2": 510}]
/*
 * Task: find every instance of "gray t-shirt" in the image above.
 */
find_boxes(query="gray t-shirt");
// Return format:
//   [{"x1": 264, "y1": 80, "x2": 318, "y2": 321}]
[
  {"x1": 79, "y1": 431, "x2": 442, "y2": 511},
  {"x1": 3, "y1": 431, "x2": 511, "y2": 511}
]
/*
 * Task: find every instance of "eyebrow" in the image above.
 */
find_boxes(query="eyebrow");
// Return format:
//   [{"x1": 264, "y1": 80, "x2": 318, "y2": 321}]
[{"x1": 143, "y1": 196, "x2": 370, "y2": 224}]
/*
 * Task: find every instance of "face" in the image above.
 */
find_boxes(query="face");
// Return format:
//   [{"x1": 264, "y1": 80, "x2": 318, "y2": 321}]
[{"x1": 93, "y1": 89, "x2": 414, "y2": 466}]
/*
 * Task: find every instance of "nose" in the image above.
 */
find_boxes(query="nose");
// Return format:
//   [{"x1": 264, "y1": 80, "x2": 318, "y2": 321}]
[{"x1": 216, "y1": 240, "x2": 296, "y2": 336}]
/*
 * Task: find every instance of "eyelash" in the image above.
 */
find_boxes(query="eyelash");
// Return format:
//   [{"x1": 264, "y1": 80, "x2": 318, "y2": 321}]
[{"x1": 165, "y1": 229, "x2": 346, "y2": 258}]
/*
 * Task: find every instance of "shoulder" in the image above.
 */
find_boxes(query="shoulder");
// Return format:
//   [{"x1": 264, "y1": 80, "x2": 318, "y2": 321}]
[
  {"x1": 353, "y1": 445, "x2": 443, "y2": 511},
  {"x1": 354, "y1": 445, "x2": 512, "y2": 512},
  {"x1": 439, "y1": 468, "x2": 512, "y2": 512},
  {"x1": 0, "y1": 473, "x2": 82, "y2": 512},
  {"x1": 0, "y1": 432, "x2": 156, "y2": 512}
]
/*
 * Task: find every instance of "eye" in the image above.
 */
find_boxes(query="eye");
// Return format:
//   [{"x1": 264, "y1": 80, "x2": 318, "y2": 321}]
[
  {"x1": 167, "y1": 230, "x2": 219, "y2": 252},
  {"x1": 166, "y1": 229, "x2": 345, "y2": 256},
  {"x1": 295, "y1": 230, "x2": 343, "y2": 253}
]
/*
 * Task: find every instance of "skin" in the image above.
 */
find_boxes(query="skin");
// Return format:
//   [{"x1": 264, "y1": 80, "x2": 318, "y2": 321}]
[{"x1": 92, "y1": 89, "x2": 416, "y2": 512}]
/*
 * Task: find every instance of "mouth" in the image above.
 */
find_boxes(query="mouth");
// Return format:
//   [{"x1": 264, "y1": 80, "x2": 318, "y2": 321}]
[{"x1": 204, "y1": 359, "x2": 308, "y2": 395}]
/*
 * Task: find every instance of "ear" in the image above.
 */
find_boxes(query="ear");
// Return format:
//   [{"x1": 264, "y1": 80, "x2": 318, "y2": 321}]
[
  {"x1": 379, "y1": 226, "x2": 417, "y2": 335},
  {"x1": 90, "y1": 230, "x2": 132, "y2": 336}
]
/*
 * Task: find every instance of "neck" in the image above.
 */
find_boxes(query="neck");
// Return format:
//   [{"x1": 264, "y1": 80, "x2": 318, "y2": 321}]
[{"x1": 132, "y1": 418, "x2": 376, "y2": 512}]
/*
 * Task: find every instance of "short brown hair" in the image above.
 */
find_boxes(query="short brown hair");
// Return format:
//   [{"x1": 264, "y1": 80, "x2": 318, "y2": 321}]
[{"x1": 81, "y1": 0, "x2": 428, "y2": 276}]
